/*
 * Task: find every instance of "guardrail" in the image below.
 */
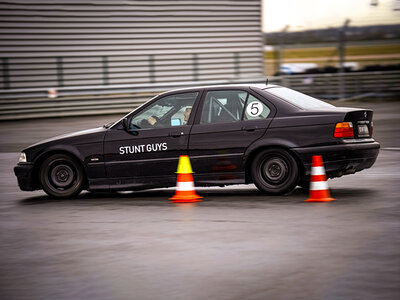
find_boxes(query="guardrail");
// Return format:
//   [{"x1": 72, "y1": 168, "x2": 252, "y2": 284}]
[
  {"x1": 279, "y1": 70, "x2": 400, "y2": 100},
  {"x1": 1, "y1": 71, "x2": 399, "y2": 121}
]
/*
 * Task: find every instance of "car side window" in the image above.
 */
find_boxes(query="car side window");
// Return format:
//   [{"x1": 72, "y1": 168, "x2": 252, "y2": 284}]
[
  {"x1": 243, "y1": 94, "x2": 271, "y2": 120},
  {"x1": 131, "y1": 92, "x2": 198, "y2": 129},
  {"x1": 200, "y1": 90, "x2": 246, "y2": 124}
]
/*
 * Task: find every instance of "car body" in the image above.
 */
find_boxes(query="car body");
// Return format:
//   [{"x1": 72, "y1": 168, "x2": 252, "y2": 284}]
[{"x1": 14, "y1": 84, "x2": 380, "y2": 198}]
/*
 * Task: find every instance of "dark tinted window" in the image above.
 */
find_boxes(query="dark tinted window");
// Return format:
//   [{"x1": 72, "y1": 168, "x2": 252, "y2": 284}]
[
  {"x1": 200, "y1": 90, "x2": 246, "y2": 124},
  {"x1": 266, "y1": 87, "x2": 334, "y2": 109},
  {"x1": 131, "y1": 92, "x2": 198, "y2": 129},
  {"x1": 200, "y1": 90, "x2": 271, "y2": 124},
  {"x1": 243, "y1": 94, "x2": 271, "y2": 120}
]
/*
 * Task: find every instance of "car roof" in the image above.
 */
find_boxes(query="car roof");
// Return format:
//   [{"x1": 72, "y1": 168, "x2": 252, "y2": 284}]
[{"x1": 164, "y1": 83, "x2": 280, "y2": 94}]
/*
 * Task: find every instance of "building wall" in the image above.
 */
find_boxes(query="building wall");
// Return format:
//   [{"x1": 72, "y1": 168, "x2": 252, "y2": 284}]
[{"x1": 0, "y1": 0, "x2": 263, "y2": 89}]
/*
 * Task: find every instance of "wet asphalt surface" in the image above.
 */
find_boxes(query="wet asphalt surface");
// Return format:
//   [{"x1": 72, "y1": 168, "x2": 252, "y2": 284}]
[{"x1": 0, "y1": 101, "x2": 399, "y2": 300}]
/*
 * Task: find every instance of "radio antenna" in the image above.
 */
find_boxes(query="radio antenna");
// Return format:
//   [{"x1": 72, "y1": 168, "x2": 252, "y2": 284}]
[{"x1": 265, "y1": 77, "x2": 268, "y2": 85}]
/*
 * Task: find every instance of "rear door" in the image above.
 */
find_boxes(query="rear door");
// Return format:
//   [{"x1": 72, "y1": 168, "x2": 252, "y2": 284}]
[{"x1": 188, "y1": 88, "x2": 275, "y2": 183}]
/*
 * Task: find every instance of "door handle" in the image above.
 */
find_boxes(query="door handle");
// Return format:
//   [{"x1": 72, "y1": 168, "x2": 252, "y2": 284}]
[
  {"x1": 169, "y1": 131, "x2": 184, "y2": 138},
  {"x1": 242, "y1": 125, "x2": 257, "y2": 132}
]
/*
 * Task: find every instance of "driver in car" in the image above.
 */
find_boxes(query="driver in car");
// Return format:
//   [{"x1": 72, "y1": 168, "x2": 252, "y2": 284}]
[
  {"x1": 140, "y1": 115, "x2": 160, "y2": 128},
  {"x1": 142, "y1": 106, "x2": 192, "y2": 128},
  {"x1": 182, "y1": 106, "x2": 192, "y2": 125},
  {"x1": 147, "y1": 115, "x2": 159, "y2": 126}
]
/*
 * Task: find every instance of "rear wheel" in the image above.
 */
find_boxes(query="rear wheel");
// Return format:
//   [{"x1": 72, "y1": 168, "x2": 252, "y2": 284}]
[
  {"x1": 251, "y1": 148, "x2": 299, "y2": 195},
  {"x1": 39, "y1": 153, "x2": 84, "y2": 198}
]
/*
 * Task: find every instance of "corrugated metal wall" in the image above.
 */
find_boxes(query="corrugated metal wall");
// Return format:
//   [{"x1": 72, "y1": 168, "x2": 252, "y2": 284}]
[{"x1": 0, "y1": 0, "x2": 263, "y2": 90}]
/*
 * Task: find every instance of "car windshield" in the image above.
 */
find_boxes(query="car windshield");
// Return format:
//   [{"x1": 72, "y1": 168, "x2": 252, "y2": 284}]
[{"x1": 265, "y1": 87, "x2": 335, "y2": 109}]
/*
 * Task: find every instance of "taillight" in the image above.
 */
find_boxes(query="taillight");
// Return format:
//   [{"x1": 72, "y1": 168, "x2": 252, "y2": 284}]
[
  {"x1": 334, "y1": 122, "x2": 354, "y2": 138},
  {"x1": 370, "y1": 122, "x2": 374, "y2": 137}
]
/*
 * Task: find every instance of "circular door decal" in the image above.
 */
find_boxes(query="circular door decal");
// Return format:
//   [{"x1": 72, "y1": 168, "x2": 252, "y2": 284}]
[{"x1": 246, "y1": 101, "x2": 263, "y2": 117}]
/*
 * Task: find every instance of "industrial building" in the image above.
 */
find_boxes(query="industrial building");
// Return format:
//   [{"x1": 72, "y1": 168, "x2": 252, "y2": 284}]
[{"x1": 0, "y1": 0, "x2": 264, "y2": 90}]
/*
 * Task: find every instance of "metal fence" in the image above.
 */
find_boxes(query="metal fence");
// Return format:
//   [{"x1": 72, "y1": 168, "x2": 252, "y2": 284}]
[
  {"x1": 279, "y1": 70, "x2": 400, "y2": 100},
  {"x1": 1, "y1": 71, "x2": 399, "y2": 121}
]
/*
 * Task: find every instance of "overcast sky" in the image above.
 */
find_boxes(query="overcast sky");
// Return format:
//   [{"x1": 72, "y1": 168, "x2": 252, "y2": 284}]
[{"x1": 263, "y1": 0, "x2": 400, "y2": 32}]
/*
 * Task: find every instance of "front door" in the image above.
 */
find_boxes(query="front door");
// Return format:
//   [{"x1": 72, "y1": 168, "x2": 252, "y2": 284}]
[{"x1": 104, "y1": 91, "x2": 200, "y2": 189}]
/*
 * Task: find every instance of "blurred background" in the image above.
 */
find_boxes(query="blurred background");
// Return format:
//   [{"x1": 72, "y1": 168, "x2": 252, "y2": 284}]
[
  {"x1": 0, "y1": 0, "x2": 399, "y2": 121},
  {"x1": 264, "y1": 0, "x2": 400, "y2": 75}
]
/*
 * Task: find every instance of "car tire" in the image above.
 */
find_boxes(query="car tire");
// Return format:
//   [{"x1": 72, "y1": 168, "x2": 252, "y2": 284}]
[
  {"x1": 39, "y1": 153, "x2": 84, "y2": 198},
  {"x1": 251, "y1": 148, "x2": 299, "y2": 195}
]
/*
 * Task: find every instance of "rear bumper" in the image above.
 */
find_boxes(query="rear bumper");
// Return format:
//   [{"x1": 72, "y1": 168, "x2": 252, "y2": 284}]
[
  {"x1": 292, "y1": 141, "x2": 380, "y2": 177},
  {"x1": 14, "y1": 163, "x2": 36, "y2": 191}
]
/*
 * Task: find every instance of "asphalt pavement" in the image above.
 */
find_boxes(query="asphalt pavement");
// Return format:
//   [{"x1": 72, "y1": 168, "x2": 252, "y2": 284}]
[{"x1": 0, "y1": 100, "x2": 399, "y2": 300}]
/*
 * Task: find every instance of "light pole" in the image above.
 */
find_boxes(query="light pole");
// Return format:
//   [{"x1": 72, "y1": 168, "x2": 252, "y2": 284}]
[
  {"x1": 338, "y1": 19, "x2": 350, "y2": 99},
  {"x1": 276, "y1": 25, "x2": 290, "y2": 75}
]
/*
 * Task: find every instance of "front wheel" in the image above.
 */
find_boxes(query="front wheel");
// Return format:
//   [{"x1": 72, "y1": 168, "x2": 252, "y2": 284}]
[
  {"x1": 39, "y1": 153, "x2": 84, "y2": 198},
  {"x1": 251, "y1": 148, "x2": 299, "y2": 195}
]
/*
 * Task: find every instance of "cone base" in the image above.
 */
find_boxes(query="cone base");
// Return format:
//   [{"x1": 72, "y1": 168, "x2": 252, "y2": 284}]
[
  {"x1": 305, "y1": 197, "x2": 335, "y2": 202},
  {"x1": 170, "y1": 199, "x2": 202, "y2": 203},
  {"x1": 169, "y1": 195, "x2": 203, "y2": 203}
]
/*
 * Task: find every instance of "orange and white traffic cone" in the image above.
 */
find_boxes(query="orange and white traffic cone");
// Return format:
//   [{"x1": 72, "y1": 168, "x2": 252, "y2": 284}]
[
  {"x1": 305, "y1": 155, "x2": 335, "y2": 202},
  {"x1": 170, "y1": 155, "x2": 202, "y2": 203}
]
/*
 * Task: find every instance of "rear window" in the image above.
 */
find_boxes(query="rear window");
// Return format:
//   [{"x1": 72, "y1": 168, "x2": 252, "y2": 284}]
[{"x1": 265, "y1": 87, "x2": 335, "y2": 109}]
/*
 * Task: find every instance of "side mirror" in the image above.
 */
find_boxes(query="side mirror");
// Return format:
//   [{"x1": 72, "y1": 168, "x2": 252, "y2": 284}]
[
  {"x1": 122, "y1": 117, "x2": 139, "y2": 136},
  {"x1": 122, "y1": 117, "x2": 129, "y2": 130},
  {"x1": 171, "y1": 118, "x2": 182, "y2": 126}
]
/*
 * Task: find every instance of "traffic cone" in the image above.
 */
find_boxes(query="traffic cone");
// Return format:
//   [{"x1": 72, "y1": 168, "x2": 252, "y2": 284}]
[
  {"x1": 305, "y1": 155, "x2": 335, "y2": 202},
  {"x1": 170, "y1": 155, "x2": 202, "y2": 203}
]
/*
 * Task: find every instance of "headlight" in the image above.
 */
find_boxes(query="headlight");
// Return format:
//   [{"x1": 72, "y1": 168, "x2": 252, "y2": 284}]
[{"x1": 18, "y1": 152, "x2": 27, "y2": 163}]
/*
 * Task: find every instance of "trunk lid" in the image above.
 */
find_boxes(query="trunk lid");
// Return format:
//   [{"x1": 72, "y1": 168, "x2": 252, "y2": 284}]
[{"x1": 342, "y1": 109, "x2": 373, "y2": 138}]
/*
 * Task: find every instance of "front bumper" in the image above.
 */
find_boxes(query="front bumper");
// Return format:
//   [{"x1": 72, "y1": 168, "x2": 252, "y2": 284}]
[
  {"x1": 14, "y1": 163, "x2": 36, "y2": 191},
  {"x1": 293, "y1": 141, "x2": 380, "y2": 178}
]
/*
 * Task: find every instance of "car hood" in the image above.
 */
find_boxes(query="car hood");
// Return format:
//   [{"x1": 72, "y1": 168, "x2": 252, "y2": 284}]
[{"x1": 25, "y1": 127, "x2": 107, "y2": 150}]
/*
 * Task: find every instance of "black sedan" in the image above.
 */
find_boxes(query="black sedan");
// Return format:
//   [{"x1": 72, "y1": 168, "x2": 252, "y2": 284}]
[{"x1": 14, "y1": 84, "x2": 380, "y2": 198}]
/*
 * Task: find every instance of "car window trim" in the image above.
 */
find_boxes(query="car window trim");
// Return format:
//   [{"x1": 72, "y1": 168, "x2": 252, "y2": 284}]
[{"x1": 240, "y1": 92, "x2": 250, "y2": 121}]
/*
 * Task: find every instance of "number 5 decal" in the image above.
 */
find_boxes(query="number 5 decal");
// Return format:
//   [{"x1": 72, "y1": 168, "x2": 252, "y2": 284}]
[{"x1": 246, "y1": 101, "x2": 263, "y2": 117}]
